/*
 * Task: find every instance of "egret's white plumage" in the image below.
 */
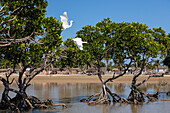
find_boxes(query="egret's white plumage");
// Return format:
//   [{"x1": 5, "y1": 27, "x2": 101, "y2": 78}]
[
  {"x1": 60, "y1": 12, "x2": 74, "y2": 29},
  {"x1": 73, "y1": 38, "x2": 87, "y2": 50}
]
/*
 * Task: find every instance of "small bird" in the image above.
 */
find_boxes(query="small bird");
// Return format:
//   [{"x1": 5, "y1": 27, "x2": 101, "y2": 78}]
[
  {"x1": 60, "y1": 12, "x2": 74, "y2": 29},
  {"x1": 73, "y1": 38, "x2": 87, "y2": 50}
]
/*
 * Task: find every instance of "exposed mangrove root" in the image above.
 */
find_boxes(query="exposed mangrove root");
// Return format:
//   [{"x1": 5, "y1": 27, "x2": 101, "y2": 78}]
[
  {"x1": 125, "y1": 73, "x2": 159, "y2": 104},
  {"x1": 27, "y1": 96, "x2": 67, "y2": 109},
  {"x1": 0, "y1": 70, "x2": 67, "y2": 112},
  {"x1": 80, "y1": 84, "x2": 127, "y2": 105},
  {"x1": 53, "y1": 103, "x2": 68, "y2": 108},
  {"x1": 80, "y1": 60, "x2": 160, "y2": 105},
  {"x1": 80, "y1": 92, "x2": 111, "y2": 105},
  {"x1": 0, "y1": 95, "x2": 68, "y2": 112},
  {"x1": 144, "y1": 92, "x2": 158, "y2": 102},
  {"x1": 127, "y1": 87, "x2": 158, "y2": 104},
  {"x1": 80, "y1": 64, "x2": 134, "y2": 105},
  {"x1": 80, "y1": 74, "x2": 159, "y2": 105}
]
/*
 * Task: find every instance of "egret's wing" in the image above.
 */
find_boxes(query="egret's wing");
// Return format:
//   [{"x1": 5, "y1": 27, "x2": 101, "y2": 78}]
[
  {"x1": 72, "y1": 39, "x2": 78, "y2": 46},
  {"x1": 73, "y1": 38, "x2": 81, "y2": 43},
  {"x1": 60, "y1": 12, "x2": 69, "y2": 29},
  {"x1": 77, "y1": 43, "x2": 83, "y2": 50},
  {"x1": 81, "y1": 41, "x2": 87, "y2": 50},
  {"x1": 63, "y1": 12, "x2": 68, "y2": 18},
  {"x1": 60, "y1": 15, "x2": 68, "y2": 23},
  {"x1": 62, "y1": 12, "x2": 68, "y2": 23},
  {"x1": 73, "y1": 38, "x2": 83, "y2": 50}
]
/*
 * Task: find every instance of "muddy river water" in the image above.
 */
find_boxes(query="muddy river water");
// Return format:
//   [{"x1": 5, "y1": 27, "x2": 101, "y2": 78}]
[{"x1": 0, "y1": 83, "x2": 170, "y2": 113}]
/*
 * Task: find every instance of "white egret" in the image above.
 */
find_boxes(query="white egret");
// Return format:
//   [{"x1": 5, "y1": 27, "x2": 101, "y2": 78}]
[
  {"x1": 73, "y1": 38, "x2": 87, "y2": 50},
  {"x1": 60, "y1": 12, "x2": 74, "y2": 29}
]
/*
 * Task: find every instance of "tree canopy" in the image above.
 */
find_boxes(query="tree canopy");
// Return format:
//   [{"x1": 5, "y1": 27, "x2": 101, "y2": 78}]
[
  {"x1": 0, "y1": 0, "x2": 63, "y2": 69},
  {"x1": 76, "y1": 18, "x2": 168, "y2": 71},
  {"x1": 78, "y1": 18, "x2": 168, "y2": 105},
  {"x1": 0, "y1": 0, "x2": 65, "y2": 111}
]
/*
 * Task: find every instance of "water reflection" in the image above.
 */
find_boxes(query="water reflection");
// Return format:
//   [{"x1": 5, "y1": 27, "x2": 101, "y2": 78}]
[
  {"x1": 114, "y1": 83, "x2": 125, "y2": 93},
  {"x1": 0, "y1": 83, "x2": 169, "y2": 113}
]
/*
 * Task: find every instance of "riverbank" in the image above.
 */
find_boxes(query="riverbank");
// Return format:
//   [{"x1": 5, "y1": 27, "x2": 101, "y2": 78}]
[
  {"x1": 0, "y1": 74, "x2": 169, "y2": 84},
  {"x1": 1, "y1": 74, "x2": 169, "y2": 84},
  {"x1": 32, "y1": 74, "x2": 170, "y2": 84}
]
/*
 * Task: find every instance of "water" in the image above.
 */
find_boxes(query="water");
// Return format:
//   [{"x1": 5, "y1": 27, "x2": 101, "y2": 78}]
[{"x1": 0, "y1": 83, "x2": 170, "y2": 113}]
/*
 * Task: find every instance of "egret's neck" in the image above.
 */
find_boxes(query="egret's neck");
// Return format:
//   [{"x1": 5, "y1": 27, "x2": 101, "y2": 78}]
[{"x1": 69, "y1": 21, "x2": 73, "y2": 27}]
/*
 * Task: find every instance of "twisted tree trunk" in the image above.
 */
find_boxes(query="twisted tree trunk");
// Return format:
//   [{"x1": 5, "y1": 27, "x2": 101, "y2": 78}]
[
  {"x1": 80, "y1": 61, "x2": 132, "y2": 104},
  {"x1": 127, "y1": 71, "x2": 159, "y2": 104},
  {"x1": 0, "y1": 61, "x2": 67, "y2": 112}
]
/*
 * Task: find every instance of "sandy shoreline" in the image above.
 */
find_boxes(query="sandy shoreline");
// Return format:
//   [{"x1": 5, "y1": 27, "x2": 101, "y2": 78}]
[
  {"x1": 2, "y1": 74, "x2": 169, "y2": 84},
  {"x1": 33, "y1": 75, "x2": 170, "y2": 84}
]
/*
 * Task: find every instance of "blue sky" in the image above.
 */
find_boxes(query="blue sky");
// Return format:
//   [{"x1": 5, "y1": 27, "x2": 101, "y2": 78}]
[{"x1": 46, "y1": 0, "x2": 170, "y2": 41}]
